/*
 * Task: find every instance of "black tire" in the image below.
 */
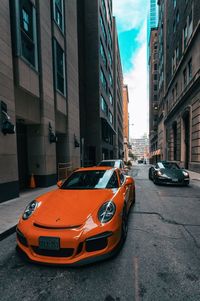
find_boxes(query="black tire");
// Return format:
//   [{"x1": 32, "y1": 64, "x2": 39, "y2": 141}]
[
  {"x1": 121, "y1": 206, "x2": 128, "y2": 243},
  {"x1": 148, "y1": 170, "x2": 152, "y2": 180},
  {"x1": 153, "y1": 176, "x2": 158, "y2": 185}
]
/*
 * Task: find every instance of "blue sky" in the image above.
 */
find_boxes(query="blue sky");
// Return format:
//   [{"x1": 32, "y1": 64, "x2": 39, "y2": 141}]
[{"x1": 113, "y1": 0, "x2": 149, "y2": 139}]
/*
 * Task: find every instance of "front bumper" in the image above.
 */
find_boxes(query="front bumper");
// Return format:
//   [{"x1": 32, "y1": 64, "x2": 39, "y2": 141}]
[
  {"x1": 16, "y1": 221, "x2": 122, "y2": 266},
  {"x1": 156, "y1": 176, "x2": 190, "y2": 185}
]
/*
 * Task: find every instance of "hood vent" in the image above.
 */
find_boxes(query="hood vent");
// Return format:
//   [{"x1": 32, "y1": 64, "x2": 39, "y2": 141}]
[{"x1": 33, "y1": 222, "x2": 81, "y2": 230}]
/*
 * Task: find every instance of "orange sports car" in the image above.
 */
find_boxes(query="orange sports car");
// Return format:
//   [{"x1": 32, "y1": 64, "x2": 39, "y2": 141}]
[{"x1": 16, "y1": 166, "x2": 135, "y2": 266}]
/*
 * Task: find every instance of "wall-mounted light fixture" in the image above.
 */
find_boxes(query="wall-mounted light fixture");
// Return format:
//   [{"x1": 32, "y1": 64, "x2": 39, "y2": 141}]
[
  {"x1": 1, "y1": 101, "x2": 15, "y2": 135},
  {"x1": 49, "y1": 122, "x2": 57, "y2": 143},
  {"x1": 74, "y1": 134, "x2": 80, "y2": 148}
]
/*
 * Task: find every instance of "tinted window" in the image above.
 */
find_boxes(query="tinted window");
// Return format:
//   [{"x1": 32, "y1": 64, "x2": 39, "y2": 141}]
[
  {"x1": 98, "y1": 161, "x2": 115, "y2": 167},
  {"x1": 119, "y1": 172, "x2": 125, "y2": 185},
  {"x1": 158, "y1": 162, "x2": 180, "y2": 170}
]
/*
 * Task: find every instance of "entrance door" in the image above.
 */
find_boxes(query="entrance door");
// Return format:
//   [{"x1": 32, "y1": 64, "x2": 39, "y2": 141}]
[
  {"x1": 183, "y1": 112, "x2": 190, "y2": 169},
  {"x1": 16, "y1": 123, "x2": 28, "y2": 189}
]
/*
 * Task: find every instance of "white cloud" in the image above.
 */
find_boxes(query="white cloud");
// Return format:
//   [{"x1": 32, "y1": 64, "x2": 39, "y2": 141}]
[
  {"x1": 113, "y1": 0, "x2": 148, "y2": 32},
  {"x1": 124, "y1": 26, "x2": 149, "y2": 138}
]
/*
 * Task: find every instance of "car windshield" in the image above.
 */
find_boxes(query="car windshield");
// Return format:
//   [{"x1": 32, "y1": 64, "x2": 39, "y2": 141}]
[
  {"x1": 98, "y1": 161, "x2": 115, "y2": 167},
  {"x1": 159, "y1": 162, "x2": 180, "y2": 170},
  {"x1": 61, "y1": 169, "x2": 119, "y2": 190},
  {"x1": 98, "y1": 161, "x2": 121, "y2": 168}
]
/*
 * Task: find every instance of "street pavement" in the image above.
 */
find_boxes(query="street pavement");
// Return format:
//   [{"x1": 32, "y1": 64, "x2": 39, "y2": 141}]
[
  {"x1": 0, "y1": 166, "x2": 200, "y2": 239},
  {"x1": 0, "y1": 164, "x2": 200, "y2": 301}
]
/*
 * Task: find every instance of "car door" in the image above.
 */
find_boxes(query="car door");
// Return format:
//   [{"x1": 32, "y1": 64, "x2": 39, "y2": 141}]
[{"x1": 118, "y1": 171, "x2": 132, "y2": 211}]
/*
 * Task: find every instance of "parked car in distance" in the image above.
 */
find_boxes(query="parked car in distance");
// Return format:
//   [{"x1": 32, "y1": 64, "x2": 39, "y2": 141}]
[
  {"x1": 149, "y1": 161, "x2": 190, "y2": 186},
  {"x1": 16, "y1": 166, "x2": 135, "y2": 266},
  {"x1": 97, "y1": 159, "x2": 129, "y2": 175}
]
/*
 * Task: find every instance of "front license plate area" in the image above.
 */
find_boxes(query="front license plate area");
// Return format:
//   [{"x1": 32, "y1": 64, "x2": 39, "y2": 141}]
[
  {"x1": 172, "y1": 179, "x2": 178, "y2": 182},
  {"x1": 39, "y1": 237, "x2": 60, "y2": 250}
]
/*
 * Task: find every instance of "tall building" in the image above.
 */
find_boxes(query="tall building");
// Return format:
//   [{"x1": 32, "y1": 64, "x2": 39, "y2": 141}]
[
  {"x1": 77, "y1": 0, "x2": 123, "y2": 165},
  {"x1": 131, "y1": 135, "x2": 149, "y2": 160},
  {"x1": 0, "y1": 0, "x2": 80, "y2": 202},
  {"x1": 149, "y1": 28, "x2": 159, "y2": 163},
  {"x1": 147, "y1": 0, "x2": 158, "y2": 59},
  {"x1": 123, "y1": 85, "x2": 129, "y2": 162},
  {"x1": 113, "y1": 17, "x2": 124, "y2": 159},
  {"x1": 156, "y1": 0, "x2": 200, "y2": 172}
]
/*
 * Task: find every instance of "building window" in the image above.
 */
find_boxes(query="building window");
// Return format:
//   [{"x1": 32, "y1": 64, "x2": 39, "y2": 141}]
[
  {"x1": 183, "y1": 24, "x2": 187, "y2": 50},
  {"x1": 173, "y1": 0, "x2": 176, "y2": 8},
  {"x1": 100, "y1": 41, "x2": 107, "y2": 68},
  {"x1": 154, "y1": 63, "x2": 157, "y2": 70},
  {"x1": 175, "y1": 83, "x2": 178, "y2": 99},
  {"x1": 154, "y1": 84, "x2": 157, "y2": 91},
  {"x1": 109, "y1": 73, "x2": 113, "y2": 87},
  {"x1": 109, "y1": 111, "x2": 113, "y2": 124},
  {"x1": 54, "y1": 40, "x2": 65, "y2": 95},
  {"x1": 188, "y1": 59, "x2": 192, "y2": 81},
  {"x1": 154, "y1": 74, "x2": 157, "y2": 80},
  {"x1": 100, "y1": 14, "x2": 107, "y2": 43},
  {"x1": 175, "y1": 46, "x2": 179, "y2": 64},
  {"x1": 188, "y1": 10, "x2": 193, "y2": 38},
  {"x1": 19, "y1": 0, "x2": 38, "y2": 68},
  {"x1": 53, "y1": 0, "x2": 64, "y2": 31},
  {"x1": 101, "y1": 0, "x2": 107, "y2": 19},
  {"x1": 108, "y1": 29, "x2": 112, "y2": 48},
  {"x1": 108, "y1": 48, "x2": 112, "y2": 66},
  {"x1": 100, "y1": 68, "x2": 107, "y2": 91},
  {"x1": 101, "y1": 96, "x2": 108, "y2": 115},
  {"x1": 109, "y1": 91, "x2": 113, "y2": 105},
  {"x1": 176, "y1": 10, "x2": 179, "y2": 25},
  {"x1": 183, "y1": 68, "x2": 187, "y2": 87}
]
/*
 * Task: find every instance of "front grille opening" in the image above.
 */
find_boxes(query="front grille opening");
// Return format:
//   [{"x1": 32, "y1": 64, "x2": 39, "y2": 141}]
[
  {"x1": 76, "y1": 242, "x2": 84, "y2": 255},
  {"x1": 86, "y1": 237, "x2": 108, "y2": 252},
  {"x1": 31, "y1": 246, "x2": 74, "y2": 257},
  {"x1": 16, "y1": 229, "x2": 28, "y2": 247}
]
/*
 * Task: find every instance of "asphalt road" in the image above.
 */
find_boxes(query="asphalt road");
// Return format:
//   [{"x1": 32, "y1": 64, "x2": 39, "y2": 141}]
[{"x1": 0, "y1": 165, "x2": 200, "y2": 301}]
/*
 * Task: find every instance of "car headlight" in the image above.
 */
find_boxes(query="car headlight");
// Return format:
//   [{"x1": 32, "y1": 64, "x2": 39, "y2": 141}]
[
  {"x1": 157, "y1": 171, "x2": 162, "y2": 176},
  {"x1": 98, "y1": 201, "x2": 116, "y2": 223},
  {"x1": 182, "y1": 171, "x2": 189, "y2": 177},
  {"x1": 22, "y1": 200, "x2": 38, "y2": 220}
]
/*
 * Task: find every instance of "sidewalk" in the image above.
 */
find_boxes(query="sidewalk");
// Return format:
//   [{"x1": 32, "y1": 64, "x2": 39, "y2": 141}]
[
  {"x1": 0, "y1": 168, "x2": 200, "y2": 241},
  {"x1": 0, "y1": 185, "x2": 57, "y2": 240}
]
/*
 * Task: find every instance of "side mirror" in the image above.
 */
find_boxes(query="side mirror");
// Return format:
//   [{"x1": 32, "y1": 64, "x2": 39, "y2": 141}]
[
  {"x1": 125, "y1": 176, "x2": 134, "y2": 185},
  {"x1": 57, "y1": 180, "x2": 63, "y2": 188}
]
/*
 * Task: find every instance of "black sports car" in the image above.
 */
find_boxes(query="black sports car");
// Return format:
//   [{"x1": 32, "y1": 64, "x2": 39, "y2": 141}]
[{"x1": 149, "y1": 161, "x2": 190, "y2": 186}]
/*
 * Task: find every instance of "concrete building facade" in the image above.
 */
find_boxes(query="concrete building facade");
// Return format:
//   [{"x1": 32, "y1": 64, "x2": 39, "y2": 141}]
[
  {"x1": 154, "y1": 0, "x2": 200, "y2": 172},
  {"x1": 0, "y1": 0, "x2": 80, "y2": 202}
]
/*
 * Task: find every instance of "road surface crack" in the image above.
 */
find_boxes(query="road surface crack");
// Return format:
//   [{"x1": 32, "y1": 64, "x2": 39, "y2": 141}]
[
  {"x1": 133, "y1": 211, "x2": 200, "y2": 227},
  {"x1": 132, "y1": 211, "x2": 200, "y2": 249}
]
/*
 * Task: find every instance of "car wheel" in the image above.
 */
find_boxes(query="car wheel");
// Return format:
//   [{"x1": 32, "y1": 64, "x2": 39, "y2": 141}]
[
  {"x1": 153, "y1": 177, "x2": 158, "y2": 185},
  {"x1": 148, "y1": 170, "x2": 152, "y2": 180},
  {"x1": 121, "y1": 206, "x2": 128, "y2": 243}
]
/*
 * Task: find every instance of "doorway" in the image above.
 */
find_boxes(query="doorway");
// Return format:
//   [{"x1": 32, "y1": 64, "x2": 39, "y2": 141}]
[
  {"x1": 182, "y1": 111, "x2": 190, "y2": 169},
  {"x1": 16, "y1": 122, "x2": 29, "y2": 189}
]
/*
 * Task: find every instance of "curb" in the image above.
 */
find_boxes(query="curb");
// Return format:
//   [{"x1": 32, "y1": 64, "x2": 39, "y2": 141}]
[{"x1": 0, "y1": 225, "x2": 16, "y2": 241}]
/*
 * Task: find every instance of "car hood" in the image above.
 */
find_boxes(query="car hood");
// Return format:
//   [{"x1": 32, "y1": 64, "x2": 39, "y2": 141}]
[
  {"x1": 160, "y1": 168, "x2": 185, "y2": 179},
  {"x1": 33, "y1": 189, "x2": 116, "y2": 228}
]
